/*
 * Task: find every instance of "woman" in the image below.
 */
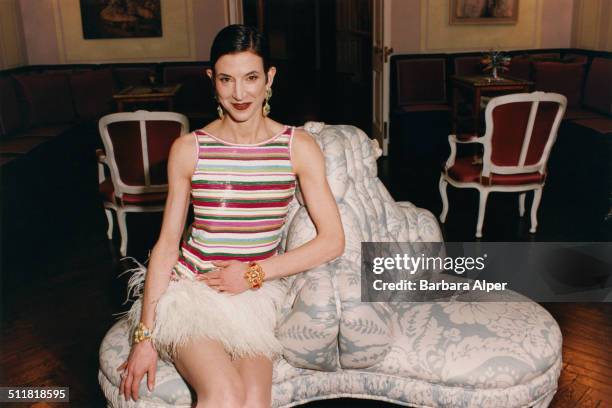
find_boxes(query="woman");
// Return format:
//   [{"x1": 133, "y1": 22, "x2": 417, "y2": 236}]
[{"x1": 116, "y1": 24, "x2": 344, "y2": 408}]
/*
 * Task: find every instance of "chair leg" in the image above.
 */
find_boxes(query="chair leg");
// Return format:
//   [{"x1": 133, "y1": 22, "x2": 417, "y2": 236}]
[
  {"x1": 117, "y1": 210, "x2": 128, "y2": 257},
  {"x1": 439, "y1": 175, "x2": 449, "y2": 222},
  {"x1": 518, "y1": 193, "x2": 526, "y2": 217},
  {"x1": 476, "y1": 190, "x2": 489, "y2": 238},
  {"x1": 530, "y1": 188, "x2": 543, "y2": 233},
  {"x1": 104, "y1": 209, "x2": 114, "y2": 240}
]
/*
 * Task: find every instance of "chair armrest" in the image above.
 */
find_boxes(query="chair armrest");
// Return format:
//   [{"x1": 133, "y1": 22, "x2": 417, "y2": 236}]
[
  {"x1": 454, "y1": 133, "x2": 480, "y2": 143},
  {"x1": 276, "y1": 267, "x2": 340, "y2": 371},
  {"x1": 444, "y1": 134, "x2": 483, "y2": 169},
  {"x1": 96, "y1": 148, "x2": 107, "y2": 183}
]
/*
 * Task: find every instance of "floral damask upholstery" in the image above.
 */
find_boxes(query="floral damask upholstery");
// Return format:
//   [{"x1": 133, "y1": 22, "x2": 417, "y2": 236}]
[{"x1": 98, "y1": 123, "x2": 561, "y2": 407}]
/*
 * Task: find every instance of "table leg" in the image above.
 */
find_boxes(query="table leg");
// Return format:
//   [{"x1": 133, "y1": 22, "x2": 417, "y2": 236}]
[
  {"x1": 452, "y1": 87, "x2": 459, "y2": 134},
  {"x1": 473, "y1": 89, "x2": 481, "y2": 135}
]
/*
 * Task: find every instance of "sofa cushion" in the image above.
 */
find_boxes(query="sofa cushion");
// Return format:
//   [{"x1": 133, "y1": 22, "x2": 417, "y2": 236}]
[
  {"x1": 162, "y1": 64, "x2": 215, "y2": 116},
  {"x1": 113, "y1": 66, "x2": 155, "y2": 89},
  {"x1": 506, "y1": 55, "x2": 531, "y2": 80},
  {"x1": 70, "y1": 69, "x2": 116, "y2": 120},
  {"x1": 563, "y1": 53, "x2": 588, "y2": 64},
  {"x1": 395, "y1": 58, "x2": 447, "y2": 106},
  {"x1": 533, "y1": 61, "x2": 585, "y2": 108},
  {"x1": 454, "y1": 56, "x2": 483, "y2": 76},
  {"x1": 13, "y1": 73, "x2": 76, "y2": 127},
  {"x1": 583, "y1": 57, "x2": 612, "y2": 115},
  {"x1": 572, "y1": 117, "x2": 612, "y2": 134},
  {"x1": 0, "y1": 77, "x2": 23, "y2": 138},
  {"x1": 564, "y1": 107, "x2": 604, "y2": 121},
  {"x1": 0, "y1": 136, "x2": 49, "y2": 154},
  {"x1": 13, "y1": 124, "x2": 74, "y2": 138}
]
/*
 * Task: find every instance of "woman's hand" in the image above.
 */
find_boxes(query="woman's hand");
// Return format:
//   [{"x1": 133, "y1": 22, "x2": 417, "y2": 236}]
[
  {"x1": 117, "y1": 340, "x2": 158, "y2": 402},
  {"x1": 197, "y1": 260, "x2": 250, "y2": 294}
]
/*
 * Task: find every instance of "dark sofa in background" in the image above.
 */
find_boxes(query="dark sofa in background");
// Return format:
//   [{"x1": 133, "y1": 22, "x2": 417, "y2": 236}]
[
  {"x1": 0, "y1": 62, "x2": 215, "y2": 287},
  {"x1": 390, "y1": 49, "x2": 611, "y2": 145}
]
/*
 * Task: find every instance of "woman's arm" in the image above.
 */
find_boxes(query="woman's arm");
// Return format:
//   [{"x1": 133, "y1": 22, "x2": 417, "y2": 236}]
[
  {"x1": 118, "y1": 132, "x2": 196, "y2": 401},
  {"x1": 259, "y1": 128, "x2": 345, "y2": 279},
  {"x1": 139, "y1": 133, "x2": 195, "y2": 327}
]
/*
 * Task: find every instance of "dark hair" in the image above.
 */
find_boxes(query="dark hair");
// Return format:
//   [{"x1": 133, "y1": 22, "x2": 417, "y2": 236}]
[{"x1": 210, "y1": 24, "x2": 271, "y2": 73}]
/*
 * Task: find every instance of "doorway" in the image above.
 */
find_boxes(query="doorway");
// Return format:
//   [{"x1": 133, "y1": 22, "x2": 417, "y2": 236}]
[{"x1": 243, "y1": 0, "x2": 372, "y2": 134}]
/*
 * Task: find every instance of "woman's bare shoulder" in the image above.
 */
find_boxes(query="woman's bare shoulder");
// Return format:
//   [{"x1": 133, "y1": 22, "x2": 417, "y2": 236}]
[
  {"x1": 168, "y1": 132, "x2": 198, "y2": 174},
  {"x1": 172, "y1": 132, "x2": 197, "y2": 154},
  {"x1": 292, "y1": 127, "x2": 319, "y2": 149},
  {"x1": 291, "y1": 127, "x2": 323, "y2": 175}
]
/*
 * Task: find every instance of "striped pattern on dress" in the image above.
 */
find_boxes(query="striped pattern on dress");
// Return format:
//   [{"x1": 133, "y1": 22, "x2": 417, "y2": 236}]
[{"x1": 173, "y1": 125, "x2": 297, "y2": 277}]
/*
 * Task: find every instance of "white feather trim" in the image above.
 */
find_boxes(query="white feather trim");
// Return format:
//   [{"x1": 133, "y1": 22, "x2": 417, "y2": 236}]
[{"x1": 116, "y1": 259, "x2": 288, "y2": 362}]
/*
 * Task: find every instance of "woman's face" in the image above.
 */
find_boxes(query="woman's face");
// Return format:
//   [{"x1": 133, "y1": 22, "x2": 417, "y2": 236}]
[{"x1": 207, "y1": 51, "x2": 276, "y2": 122}]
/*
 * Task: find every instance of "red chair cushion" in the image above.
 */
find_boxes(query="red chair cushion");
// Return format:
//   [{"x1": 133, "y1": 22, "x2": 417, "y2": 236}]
[
  {"x1": 533, "y1": 62, "x2": 586, "y2": 108},
  {"x1": 70, "y1": 69, "x2": 116, "y2": 120},
  {"x1": 13, "y1": 73, "x2": 76, "y2": 127},
  {"x1": 99, "y1": 179, "x2": 167, "y2": 205},
  {"x1": 447, "y1": 156, "x2": 546, "y2": 186},
  {"x1": 583, "y1": 58, "x2": 612, "y2": 116}
]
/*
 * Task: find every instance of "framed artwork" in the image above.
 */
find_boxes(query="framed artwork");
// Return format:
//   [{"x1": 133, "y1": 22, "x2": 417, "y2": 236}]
[
  {"x1": 449, "y1": 0, "x2": 519, "y2": 25},
  {"x1": 80, "y1": 0, "x2": 162, "y2": 39}
]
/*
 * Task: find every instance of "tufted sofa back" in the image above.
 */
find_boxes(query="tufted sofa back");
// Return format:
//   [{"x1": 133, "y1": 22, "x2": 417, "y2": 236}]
[{"x1": 276, "y1": 123, "x2": 443, "y2": 371}]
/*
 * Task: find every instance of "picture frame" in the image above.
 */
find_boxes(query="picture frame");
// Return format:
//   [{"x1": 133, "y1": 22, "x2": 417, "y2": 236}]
[
  {"x1": 449, "y1": 0, "x2": 519, "y2": 25},
  {"x1": 80, "y1": 0, "x2": 162, "y2": 39}
]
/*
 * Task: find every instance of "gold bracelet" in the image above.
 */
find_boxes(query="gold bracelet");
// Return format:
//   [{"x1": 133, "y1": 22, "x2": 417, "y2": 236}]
[
  {"x1": 244, "y1": 262, "x2": 265, "y2": 289},
  {"x1": 133, "y1": 322, "x2": 152, "y2": 344}
]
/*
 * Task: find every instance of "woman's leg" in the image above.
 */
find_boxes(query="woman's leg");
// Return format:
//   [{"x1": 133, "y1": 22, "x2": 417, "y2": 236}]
[
  {"x1": 174, "y1": 338, "x2": 245, "y2": 408},
  {"x1": 232, "y1": 355, "x2": 273, "y2": 408}
]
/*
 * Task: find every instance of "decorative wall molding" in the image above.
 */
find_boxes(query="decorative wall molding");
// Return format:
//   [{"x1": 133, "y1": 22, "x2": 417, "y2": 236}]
[
  {"x1": 420, "y1": 0, "x2": 543, "y2": 52},
  {"x1": 0, "y1": 0, "x2": 27, "y2": 69},
  {"x1": 225, "y1": 0, "x2": 244, "y2": 25},
  {"x1": 574, "y1": 0, "x2": 602, "y2": 50},
  {"x1": 52, "y1": 0, "x2": 197, "y2": 63}
]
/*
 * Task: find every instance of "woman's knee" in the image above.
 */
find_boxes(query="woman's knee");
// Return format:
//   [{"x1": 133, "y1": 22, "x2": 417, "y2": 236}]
[
  {"x1": 243, "y1": 387, "x2": 271, "y2": 408},
  {"x1": 197, "y1": 380, "x2": 246, "y2": 408}
]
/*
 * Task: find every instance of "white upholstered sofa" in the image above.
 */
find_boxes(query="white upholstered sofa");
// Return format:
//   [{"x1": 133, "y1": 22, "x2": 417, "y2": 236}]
[{"x1": 98, "y1": 122, "x2": 562, "y2": 407}]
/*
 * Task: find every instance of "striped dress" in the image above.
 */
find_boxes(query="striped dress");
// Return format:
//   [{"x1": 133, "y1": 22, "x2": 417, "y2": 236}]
[{"x1": 172, "y1": 125, "x2": 297, "y2": 279}]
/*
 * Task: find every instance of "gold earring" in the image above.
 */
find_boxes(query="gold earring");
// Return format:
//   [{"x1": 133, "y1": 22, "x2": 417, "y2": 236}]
[
  {"x1": 263, "y1": 88, "x2": 272, "y2": 117},
  {"x1": 214, "y1": 95, "x2": 224, "y2": 119}
]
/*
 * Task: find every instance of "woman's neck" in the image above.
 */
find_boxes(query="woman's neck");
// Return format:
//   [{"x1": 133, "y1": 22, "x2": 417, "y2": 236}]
[{"x1": 217, "y1": 116, "x2": 280, "y2": 144}]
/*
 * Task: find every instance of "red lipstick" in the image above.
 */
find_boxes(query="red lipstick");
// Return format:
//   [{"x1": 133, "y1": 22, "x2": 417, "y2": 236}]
[{"x1": 232, "y1": 103, "x2": 251, "y2": 111}]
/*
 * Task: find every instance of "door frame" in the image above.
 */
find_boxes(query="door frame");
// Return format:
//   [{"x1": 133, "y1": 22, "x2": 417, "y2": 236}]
[
  {"x1": 225, "y1": 0, "x2": 244, "y2": 24},
  {"x1": 372, "y1": 0, "x2": 392, "y2": 156}
]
